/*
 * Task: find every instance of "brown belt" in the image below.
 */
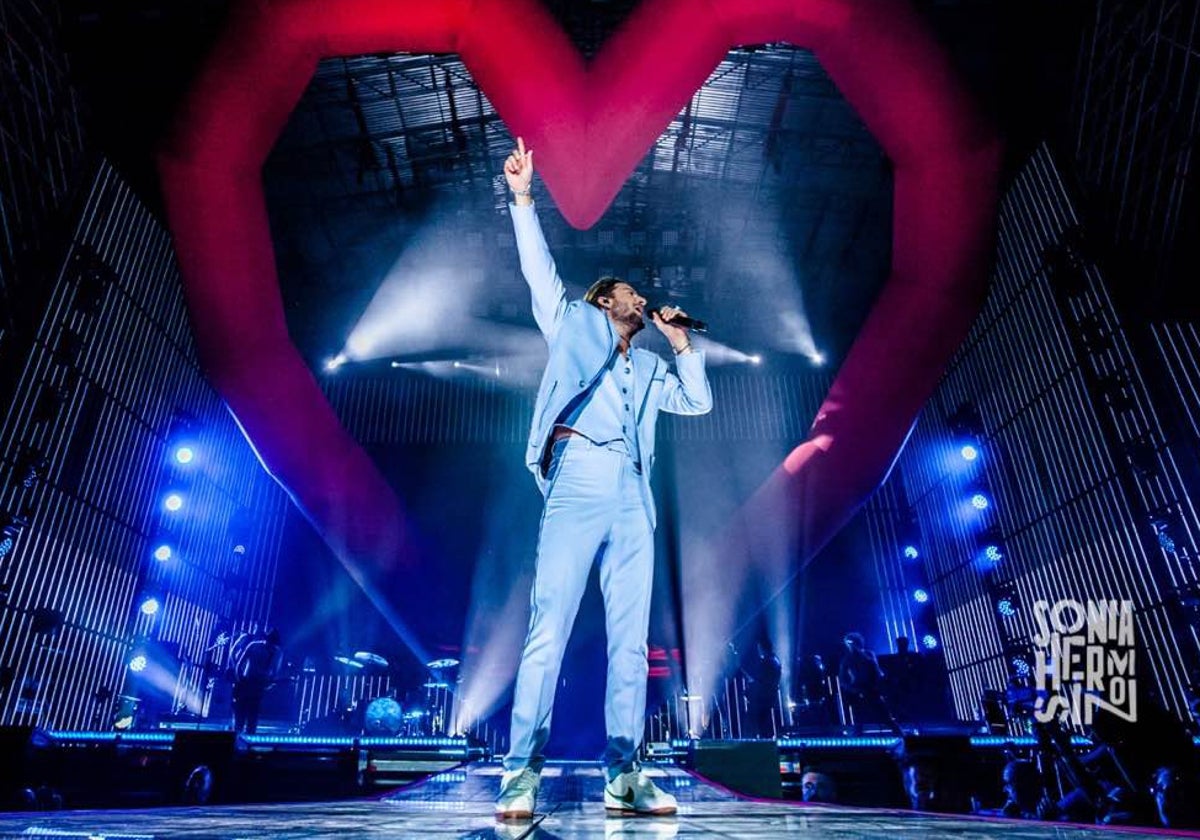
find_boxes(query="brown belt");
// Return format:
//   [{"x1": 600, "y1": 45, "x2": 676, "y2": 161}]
[{"x1": 543, "y1": 427, "x2": 642, "y2": 476}]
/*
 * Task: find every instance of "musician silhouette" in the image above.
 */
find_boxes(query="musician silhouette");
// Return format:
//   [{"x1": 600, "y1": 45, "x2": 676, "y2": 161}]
[
  {"x1": 230, "y1": 628, "x2": 283, "y2": 734},
  {"x1": 838, "y1": 632, "x2": 903, "y2": 736},
  {"x1": 743, "y1": 637, "x2": 782, "y2": 739}
]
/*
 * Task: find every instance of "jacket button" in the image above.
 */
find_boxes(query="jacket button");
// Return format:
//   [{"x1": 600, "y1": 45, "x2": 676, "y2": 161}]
[{"x1": 578, "y1": 380, "x2": 585, "y2": 387}]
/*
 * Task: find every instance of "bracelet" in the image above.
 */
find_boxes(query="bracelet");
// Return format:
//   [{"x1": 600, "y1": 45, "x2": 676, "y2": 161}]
[
  {"x1": 672, "y1": 342, "x2": 693, "y2": 355},
  {"x1": 512, "y1": 186, "x2": 532, "y2": 197}
]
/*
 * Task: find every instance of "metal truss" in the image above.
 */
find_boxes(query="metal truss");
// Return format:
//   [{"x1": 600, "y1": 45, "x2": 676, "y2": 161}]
[{"x1": 1070, "y1": 0, "x2": 1200, "y2": 299}]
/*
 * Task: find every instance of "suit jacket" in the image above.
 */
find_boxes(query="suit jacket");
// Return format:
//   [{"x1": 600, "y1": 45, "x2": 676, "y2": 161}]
[{"x1": 511, "y1": 202, "x2": 712, "y2": 527}]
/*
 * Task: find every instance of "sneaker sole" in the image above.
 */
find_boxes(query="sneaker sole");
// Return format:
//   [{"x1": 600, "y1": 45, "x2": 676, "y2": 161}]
[{"x1": 604, "y1": 805, "x2": 678, "y2": 816}]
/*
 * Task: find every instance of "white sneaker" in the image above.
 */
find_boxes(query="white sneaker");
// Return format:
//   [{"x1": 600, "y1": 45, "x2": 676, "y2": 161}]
[
  {"x1": 604, "y1": 769, "x2": 678, "y2": 816},
  {"x1": 495, "y1": 767, "x2": 540, "y2": 820}
]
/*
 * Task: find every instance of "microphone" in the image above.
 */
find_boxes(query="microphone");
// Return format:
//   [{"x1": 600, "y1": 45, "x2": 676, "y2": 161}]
[{"x1": 651, "y1": 306, "x2": 708, "y2": 333}]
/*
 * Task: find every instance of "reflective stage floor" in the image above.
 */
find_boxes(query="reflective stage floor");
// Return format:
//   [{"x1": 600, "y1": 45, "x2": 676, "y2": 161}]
[{"x1": 0, "y1": 762, "x2": 1194, "y2": 839}]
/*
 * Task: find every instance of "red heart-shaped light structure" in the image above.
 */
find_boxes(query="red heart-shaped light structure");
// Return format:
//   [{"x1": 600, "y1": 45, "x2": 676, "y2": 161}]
[{"x1": 157, "y1": 0, "x2": 1001, "y2": 580}]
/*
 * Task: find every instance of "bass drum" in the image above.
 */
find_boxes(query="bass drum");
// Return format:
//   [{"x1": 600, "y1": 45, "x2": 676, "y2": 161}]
[{"x1": 363, "y1": 696, "x2": 403, "y2": 735}]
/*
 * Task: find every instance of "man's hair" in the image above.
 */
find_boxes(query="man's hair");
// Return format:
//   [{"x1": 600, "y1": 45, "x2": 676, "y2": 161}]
[
  {"x1": 584, "y1": 276, "x2": 625, "y2": 308},
  {"x1": 844, "y1": 632, "x2": 865, "y2": 647}
]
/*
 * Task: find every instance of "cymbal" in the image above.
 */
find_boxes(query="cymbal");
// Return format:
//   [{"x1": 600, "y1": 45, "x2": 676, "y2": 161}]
[
  {"x1": 334, "y1": 655, "x2": 364, "y2": 669},
  {"x1": 422, "y1": 680, "x2": 450, "y2": 689},
  {"x1": 425, "y1": 657, "x2": 459, "y2": 669},
  {"x1": 353, "y1": 650, "x2": 389, "y2": 668}
]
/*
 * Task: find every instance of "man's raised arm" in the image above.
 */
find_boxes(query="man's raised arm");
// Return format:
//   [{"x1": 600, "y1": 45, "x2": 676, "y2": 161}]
[{"x1": 505, "y1": 137, "x2": 567, "y2": 342}]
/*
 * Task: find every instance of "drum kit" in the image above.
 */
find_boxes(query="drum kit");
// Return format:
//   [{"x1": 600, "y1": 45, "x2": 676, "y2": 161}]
[{"x1": 326, "y1": 651, "x2": 461, "y2": 737}]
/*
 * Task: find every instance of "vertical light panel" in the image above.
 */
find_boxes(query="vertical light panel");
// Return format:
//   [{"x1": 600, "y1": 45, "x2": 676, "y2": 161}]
[
  {"x1": 873, "y1": 143, "x2": 1200, "y2": 727},
  {"x1": 323, "y1": 369, "x2": 829, "y2": 446},
  {"x1": 0, "y1": 161, "x2": 290, "y2": 730}
]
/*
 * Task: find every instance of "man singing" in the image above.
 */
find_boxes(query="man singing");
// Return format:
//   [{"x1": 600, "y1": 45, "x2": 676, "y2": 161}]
[{"x1": 496, "y1": 138, "x2": 712, "y2": 819}]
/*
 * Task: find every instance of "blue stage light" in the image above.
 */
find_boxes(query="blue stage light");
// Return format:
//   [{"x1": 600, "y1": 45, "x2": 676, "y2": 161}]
[
  {"x1": 139, "y1": 596, "x2": 160, "y2": 616},
  {"x1": 921, "y1": 634, "x2": 938, "y2": 650},
  {"x1": 960, "y1": 443, "x2": 979, "y2": 462},
  {"x1": 174, "y1": 446, "x2": 194, "y2": 465},
  {"x1": 129, "y1": 654, "x2": 148, "y2": 673},
  {"x1": 164, "y1": 493, "x2": 183, "y2": 512},
  {"x1": 1011, "y1": 656, "x2": 1031, "y2": 677},
  {"x1": 0, "y1": 516, "x2": 21, "y2": 561},
  {"x1": 1153, "y1": 518, "x2": 1179, "y2": 553},
  {"x1": 997, "y1": 597, "x2": 1016, "y2": 617},
  {"x1": 777, "y1": 736, "x2": 899, "y2": 750},
  {"x1": 153, "y1": 544, "x2": 172, "y2": 562},
  {"x1": 984, "y1": 544, "x2": 1004, "y2": 563},
  {"x1": 970, "y1": 492, "x2": 990, "y2": 510},
  {"x1": 47, "y1": 731, "x2": 174, "y2": 744},
  {"x1": 968, "y1": 735, "x2": 1091, "y2": 748},
  {"x1": 902, "y1": 544, "x2": 919, "y2": 560},
  {"x1": 913, "y1": 589, "x2": 929, "y2": 604}
]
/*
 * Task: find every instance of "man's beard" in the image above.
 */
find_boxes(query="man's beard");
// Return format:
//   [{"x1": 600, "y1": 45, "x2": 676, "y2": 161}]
[{"x1": 616, "y1": 306, "x2": 645, "y2": 335}]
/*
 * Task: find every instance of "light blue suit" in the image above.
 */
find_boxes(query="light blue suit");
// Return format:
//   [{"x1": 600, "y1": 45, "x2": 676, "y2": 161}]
[{"x1": 505, "y1": 202, "x2": 712, "y2": 777}]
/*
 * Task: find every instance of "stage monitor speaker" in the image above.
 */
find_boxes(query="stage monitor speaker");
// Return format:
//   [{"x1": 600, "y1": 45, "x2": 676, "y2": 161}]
[
  {"x1": 0, "y1": 727, "x2": 32, "y2": 806},
  {"x1": 894, "y1": 733, "x2": 977, "y2": 813},
  {"x1": 897, "y1": 733, "x2": 972, "y2": 760},
  {"x1": 169, "y1": 730, "x2": 239, "y2": 804},
  {"x1": 691, "y1": 740, "x2": 782, "y2": 799}
]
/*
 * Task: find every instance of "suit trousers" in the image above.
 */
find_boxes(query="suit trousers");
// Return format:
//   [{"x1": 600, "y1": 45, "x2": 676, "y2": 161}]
[{"x1": 504, "y1": 435, "x2": 654, "y2": 777}]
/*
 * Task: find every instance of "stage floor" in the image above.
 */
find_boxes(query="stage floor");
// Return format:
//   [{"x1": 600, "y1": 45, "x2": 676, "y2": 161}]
[{"x1": 0, "y1": 762, "x2": 1189, "y2": 839}]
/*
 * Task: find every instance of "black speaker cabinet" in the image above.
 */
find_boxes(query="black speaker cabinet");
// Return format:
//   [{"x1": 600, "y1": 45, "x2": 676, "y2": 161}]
[
  {"x1": 691, "y1": 739, "x2": 782, "y2": 799},
  {"x1": 0, "y1": 727, "x2": 38, "y2": 808},
  {"x1": 169, "y1": 730, "x2": 239, "y2": 803}
]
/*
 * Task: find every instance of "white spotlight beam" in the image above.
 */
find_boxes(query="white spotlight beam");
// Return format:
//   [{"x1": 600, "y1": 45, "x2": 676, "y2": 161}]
[{"x1": 686, "y1": 335, "x2": 763, "y2": 366}]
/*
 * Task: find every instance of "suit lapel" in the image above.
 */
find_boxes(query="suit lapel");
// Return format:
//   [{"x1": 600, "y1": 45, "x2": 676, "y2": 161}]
[{"x1": 632, "y1": 349, "x2": 659, "y2": 425}]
